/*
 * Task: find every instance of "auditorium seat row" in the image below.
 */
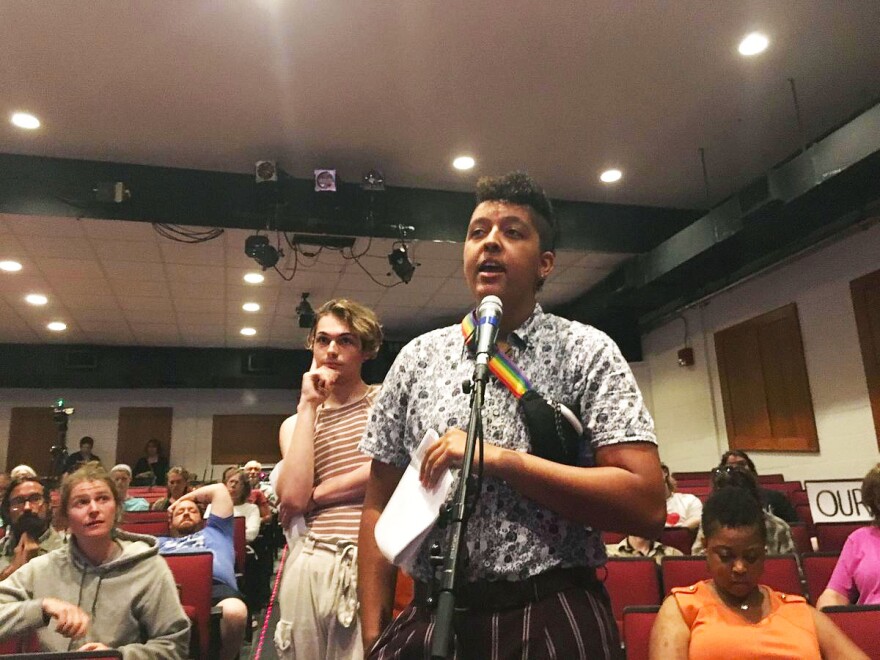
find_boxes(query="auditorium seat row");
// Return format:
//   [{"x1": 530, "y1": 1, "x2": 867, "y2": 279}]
[
  {"x1": 620, "y1": 604, "x2": 880, "y2": 660},
  {"x1": 604, "y1": 552, "x2": 846, "y2": 647}
]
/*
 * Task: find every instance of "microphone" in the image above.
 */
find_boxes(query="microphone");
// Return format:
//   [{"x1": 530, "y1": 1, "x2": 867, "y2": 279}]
[{"x1": 474, "y1": 295, "x2": 503, "y2": 367}]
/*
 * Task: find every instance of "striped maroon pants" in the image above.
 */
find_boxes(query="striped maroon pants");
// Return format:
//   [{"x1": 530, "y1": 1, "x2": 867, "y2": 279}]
[{"x1": 368, "y1": 584, "x2": 621, "y2": 660}]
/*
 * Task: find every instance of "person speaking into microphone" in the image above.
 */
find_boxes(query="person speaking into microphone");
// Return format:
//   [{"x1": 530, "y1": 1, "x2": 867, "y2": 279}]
[{"x1": 358, "y1": 172, "x2": 665, "y2": 659}]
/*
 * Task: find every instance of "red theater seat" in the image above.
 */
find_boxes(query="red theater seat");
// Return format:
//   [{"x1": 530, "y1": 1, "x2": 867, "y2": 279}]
[
  {"x1": 622, "y1": 605, "x2": 659, "y2": 660},
  {"x1": 659, "y1": 527, "x2": 697, "y2": 555},
  {"x1": 802, "y1": 552, "x2": 840, "y2": 605},
  {"x1": 815, "y1": 522, "x2": 865, "y2": 553},
  {"x1": 760, "y1": 555, "x2": 805, "y2": 597},
  {"x1": 119, "y1": 520, "x2": 170, "y2": 536},
  {"x1": 821, "y1": 605, "x2": 880, "y2": 658},
  {"x1": 788, "y1": 522, "x2": 813, "y2": 555},
  {"x1": 604, "y1": 557, "x2": 661, "y2": 640},
  {"x1": 661, "y1": 556, "x2": 710, "y2": 595},
  {"x1": 162, "y1": 551, "x2": 215, "y2": 660}
]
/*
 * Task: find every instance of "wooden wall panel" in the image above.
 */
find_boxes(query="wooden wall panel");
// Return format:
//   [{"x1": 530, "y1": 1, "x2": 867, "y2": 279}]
[
  {"x1": 116, "y1": 407, "x2": 173, "y2": 467},
  {"x1": 715, "y1": 303, "x2": 819, "y2": 452},
  {"x1": 211, "y1": 414, "x2": 287, "y2": 465},
  {"x1": 7, "y1": 408, "x2": 58, "y2": 475},
  {"x1": 851, "y1": 269, "x2": 880, "y2": 449}
]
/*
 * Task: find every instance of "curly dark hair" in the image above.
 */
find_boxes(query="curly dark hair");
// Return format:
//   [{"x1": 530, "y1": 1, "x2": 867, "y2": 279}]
[
  {"x1": 718, "y1": 449, "x2": 757, "y2": 474},
  {"x1": 475, "y1": 172, "x2": 558, "y2": 253},
  {"x1": 702, "y1": 486, "x2": 767, "y2": 543},
  {"x1": 711, "y1": 464, "x2": 761, "y2": 501}
]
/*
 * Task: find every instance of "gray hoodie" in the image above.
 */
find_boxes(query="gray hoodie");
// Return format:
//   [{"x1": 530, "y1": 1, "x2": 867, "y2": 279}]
[{"x1": 0, "y1": 529, "x2": 189, "y2": 660}]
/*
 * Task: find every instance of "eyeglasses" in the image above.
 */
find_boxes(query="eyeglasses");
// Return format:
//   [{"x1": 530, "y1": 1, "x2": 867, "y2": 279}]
[{"x1": 9, "y1": 493, "x2": 45, "y2": 509}]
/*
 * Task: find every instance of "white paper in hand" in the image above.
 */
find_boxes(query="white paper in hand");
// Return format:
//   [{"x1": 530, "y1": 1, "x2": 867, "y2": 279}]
[{"x1": 375, "y1": 429, "x2": 454, "y2": 572}]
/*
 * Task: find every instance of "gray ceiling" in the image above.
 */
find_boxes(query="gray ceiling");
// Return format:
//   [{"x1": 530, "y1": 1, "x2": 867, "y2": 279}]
[{"x1": 1, "y1": 1, "x2": 879, "y2": 352}]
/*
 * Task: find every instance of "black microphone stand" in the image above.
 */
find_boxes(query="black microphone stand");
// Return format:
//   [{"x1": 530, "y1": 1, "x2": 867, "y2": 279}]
[{"x1": 430, "y1": 361, "x2": 490, "y2": 659}]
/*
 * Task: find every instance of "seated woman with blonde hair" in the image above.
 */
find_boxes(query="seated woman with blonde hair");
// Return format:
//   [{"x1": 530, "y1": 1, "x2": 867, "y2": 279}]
[
  {"x1": 0, "y1": 463, "x2": 189, "y2": 658},
  {"x1": 650, "y1": 487, "x2": 866, "y2": 659}
]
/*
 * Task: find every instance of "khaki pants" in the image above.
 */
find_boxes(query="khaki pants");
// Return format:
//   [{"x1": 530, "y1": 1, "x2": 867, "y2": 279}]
[{"x1": 274, "y1": 534, "x2": 363, "y2": 660}]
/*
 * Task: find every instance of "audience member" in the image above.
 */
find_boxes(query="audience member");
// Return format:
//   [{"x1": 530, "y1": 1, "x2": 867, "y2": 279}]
[
  {"x1": 110, "y1": 464, "x2": 149, "y2": 512},
  {"x1": 0, "y1": 477, "x2": 65, "y2": 580},
  {"x1": 0, "y1": 471, "x2": 9, "y2": 527},
  {"x1": 244, "y1": 460, "x2": 275, "y2": 522},
  {"x1": 63, "y1": 436, "x2": 101, "y2": 474},
  {"x1": 719, "y1": 450, "x2": 798, "y2": 523},
  {"x1": 692, "y1": 466, "x2": 794, "y2": 556},
  {"x1": 816, "y1": 462, "x2": 880, "y2": 609},
  {"x1": 663, "y1": 463, "x2": 702, "y2": 530},
  {"x1": 206, "y1": 469, "x2": 260, "y2": 542},
  {"x1": 245, "y1": 460, "x2": 276, "y2": 498},
  {"x1": 606, "y1": 534, "x2": 683, "y2": 564},
  {"x1": 0, "y1": 463, "x2": 189, "y2": 657},
  {"x1": 275, "y1": 298, "x2": 383, "y2": 659},
  {"x1": 9, "y1": 465, "x2": 37, "y2": 480},
  {"x1": 157, "y1": 483, "x2": 247, "y2": 660},
  {"x1": 133, "y1": 438, "x2": 170, "y2": 486},
  {"x1": 650, "y1": 487, "x2": 865, "y2": 659},
  {"x1": 151, "y1": 466, "x2": 191, "y2": 512}
]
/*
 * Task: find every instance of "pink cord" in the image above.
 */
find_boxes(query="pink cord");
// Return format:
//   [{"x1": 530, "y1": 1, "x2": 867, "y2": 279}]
[{"x1": 253, "y1": 544, "x2": 288, "y2": 660}]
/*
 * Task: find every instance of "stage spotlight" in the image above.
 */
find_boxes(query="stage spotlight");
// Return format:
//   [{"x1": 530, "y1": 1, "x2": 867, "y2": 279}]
[
  {"x1": 361, "y1": 169, "x2": 385, "y2": 191},
  {"x1": 245, "y1": 235, "x2": 280, "y2": 270},
  {"x1": 296, "y1": 292, "x2": 316, "y2": 328},
  {"x1": 388, "y1": 244, "x2": 416, "y2": 284}
]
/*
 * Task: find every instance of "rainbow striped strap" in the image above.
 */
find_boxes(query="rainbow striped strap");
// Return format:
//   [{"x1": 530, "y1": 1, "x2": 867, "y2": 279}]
[{"x1": 461, "y1": 312, "x2": 532, "y2": 399}]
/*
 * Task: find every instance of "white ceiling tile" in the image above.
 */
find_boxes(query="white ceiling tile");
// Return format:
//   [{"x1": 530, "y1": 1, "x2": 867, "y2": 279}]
[
  {"x1": 77, "y1": 319, "x2": 131, "y2": 332},
  {"x1": 119, "y1": 296, "x2": 175, "y2": 312},
  {"x1": 15, "y1": 235, "x2": 96, "y2": 260},
  {"x1": 170, "y1": 280, "x2": 225, "y2": 300},
  {"x1": 80, "y1": 218, "x2": 158, "y2": 241},
  {"x1": 40, "y1": 258, "x2": 106, "y2": 280},
  {"x1": 50, "y1": 279, "x2": 114, "y2": 296},
  {"x1": 103, "y1": 260, "x2": 168, "y2": 281},
  {"x1": 92, "y1": 239, "x2": 163, "y2": 263},
  {"x1": 175, "y1": 312, "x2": 226, "y2": 326},
  {"x1": 62, "y1": 294, "x2": 123, "y2": 310},
  {"x1": 0, "y1": 275, "x2": 51, "y2": 294},
  {"x1": 159, "y1": 238, "x2": 225, "y2": 266},
  {"x1": 125, "y1": 310, "x2": 178, "y2": 326},
  {"x1": 8, "y1": 215, "x2": 87, "y2": 238},
  {"x1": 114, "y1": 280, "x2": 169, "y2": 297},
  {"x1": 164, "y1": 263, "x2": 225, "y2": 284},
  {"x1": 0, "y1": 232, "x2": 28, "y2": 257}
]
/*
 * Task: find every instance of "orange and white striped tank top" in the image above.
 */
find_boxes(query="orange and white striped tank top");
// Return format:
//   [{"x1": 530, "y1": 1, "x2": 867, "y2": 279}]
[{"x1": 306, "y1": 384, "x2": 380, "y2": 541}]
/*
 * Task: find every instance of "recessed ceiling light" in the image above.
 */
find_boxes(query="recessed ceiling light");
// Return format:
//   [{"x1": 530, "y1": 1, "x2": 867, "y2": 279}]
[
  {"x1": 0, "y1": 260, "x2": 23, "y2": 272},
  {"x1": 47, "y1": 321, "x2": 67, "y2": 332},
  {"x1": 738, "y1": 32, "x2": 769, "y2": 56},
  {"x1": 243, "y1": 272, "x2": 265, "y2": 284},
  {"x1": 453, "y1": 156, "x2": 475, "y2": 171},
  {"x1": 600, "y1": 169, "x2": 623, "y2": 183},
  {"x1": 242, "y1": 302, "x2": 261, "y2": 312},
  {"x1": 11, "y1": 112, "x2": 40, "y2": 130},
  {"x1": 240, "y1": 327, "x2": 257, "y2": 336},
  {"x1": 25, "y1": 294, "x2": 48, "y2": 306}
]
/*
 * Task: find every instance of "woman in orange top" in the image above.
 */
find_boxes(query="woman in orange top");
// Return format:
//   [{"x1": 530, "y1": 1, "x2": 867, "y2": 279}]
[{"x1": 650, "y1": 487, "x2": 865, "y2": 659}]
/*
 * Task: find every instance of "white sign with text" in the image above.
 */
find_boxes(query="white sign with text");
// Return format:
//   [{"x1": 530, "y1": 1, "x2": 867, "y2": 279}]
[{"x1": 805, "y1": 480, "x2": 872, "y2": 523}]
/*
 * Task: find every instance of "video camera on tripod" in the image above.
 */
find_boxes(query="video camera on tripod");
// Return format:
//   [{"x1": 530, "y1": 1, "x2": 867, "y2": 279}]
[{"x1": 50, "y1": 398, "x2": 74, "y2": 478}]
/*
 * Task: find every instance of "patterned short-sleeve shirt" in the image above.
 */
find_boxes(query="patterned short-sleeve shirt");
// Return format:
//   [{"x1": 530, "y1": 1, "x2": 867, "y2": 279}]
[{"x1": 359, "y1": 304, "x2": 656, "y2": 582}]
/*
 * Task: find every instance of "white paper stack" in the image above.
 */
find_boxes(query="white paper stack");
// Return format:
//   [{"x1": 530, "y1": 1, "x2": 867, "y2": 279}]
[{"x1": 374, "y1": 429, "x2": 454, "y2": 572}]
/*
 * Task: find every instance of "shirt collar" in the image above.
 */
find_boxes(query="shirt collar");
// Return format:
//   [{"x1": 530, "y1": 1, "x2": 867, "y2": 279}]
[{"x1": 507, "y1": 303, "x2": 544, "y2": 350}]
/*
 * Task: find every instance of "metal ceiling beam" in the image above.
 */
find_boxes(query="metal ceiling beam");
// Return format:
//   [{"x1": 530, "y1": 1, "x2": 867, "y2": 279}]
[
  {"x1": 0, "y1": 153, "x2": 698, "y2": 253},
  {"x1": 561, "y1": 101, "x2": 880, "y2": 328}
]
